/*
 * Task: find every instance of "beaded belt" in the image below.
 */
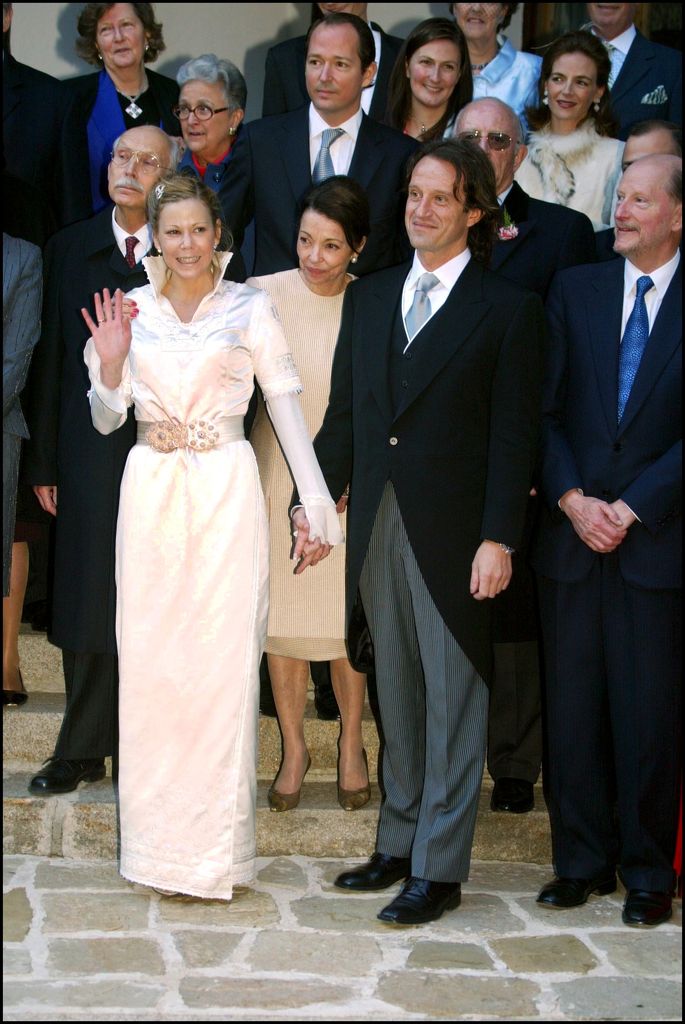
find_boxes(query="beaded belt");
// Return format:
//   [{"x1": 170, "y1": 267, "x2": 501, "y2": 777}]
[{"x1": 137, "y1": 416, "x2": 244, "y2": 453}]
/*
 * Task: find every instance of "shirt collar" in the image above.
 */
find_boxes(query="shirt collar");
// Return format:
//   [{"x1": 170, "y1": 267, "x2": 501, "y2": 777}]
[
  {"x1": 623, "y1": 249, "x2": 680, "y2": 299},
  {"x1": 309, "y1": 102, "x2": 363, "y2": 144},
  {"x1": 498, "y1": 183, "x2": 514, "y2": 205},
  {"x1": 111, "y1": 208, "x2": 152, "y2": 254},
  {"x1": 591, "y1": 22, "x2": 636, "y2": 56},
  {"x1": 408, "y1": 247, "x2": 472, "y2": 291}
]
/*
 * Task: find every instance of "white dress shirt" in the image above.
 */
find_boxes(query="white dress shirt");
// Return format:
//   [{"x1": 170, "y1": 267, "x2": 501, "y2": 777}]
[
  {"x1": 591, "y1": 23, "x2": 636, "y2": 86},
  {"x1": 308, "y1": 104, "x2": 363, "y2": 177},
  {"x1": 360, "y1": 26, "x2": 382, "y2": 115},
  {"x1": 621, "y1": 249, "x2": 680, "y2": 338},
  {"x1": 111, "y1": 209, "x2": 152, "y2": 265},
  {"x1": 401, "y1": 248, "x2": 472, "y2": 348}
]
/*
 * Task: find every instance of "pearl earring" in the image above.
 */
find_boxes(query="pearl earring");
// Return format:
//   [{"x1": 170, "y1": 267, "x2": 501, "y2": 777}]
[
  {"x1": 350, "y1": 255, "x2": 358, "y2": 264},
  {"x1": 542, "y1": 91, "x2": 549, "y2": 106},
  {"x1": 593, "y1": 100, "x2": 600, "y2": 112}
]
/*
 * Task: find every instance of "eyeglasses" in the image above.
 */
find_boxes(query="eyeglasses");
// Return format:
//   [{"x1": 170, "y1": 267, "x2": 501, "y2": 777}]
[
  {"x1": 173, "y1": 103, "x2": 229, "y2": 121},
  {"x1": 110, "y1": 148, "x2": 168, "y2": 173},
  {"x1": 456, "y1": 130, "x2": 514, "y2": 151}
]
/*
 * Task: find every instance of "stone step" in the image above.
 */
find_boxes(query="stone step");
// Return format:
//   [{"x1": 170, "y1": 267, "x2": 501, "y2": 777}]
[
  {"x1": 17, "y1": 629, "x2": 64, "y2": 693},
  {"x1": 3, "y1": 771, "x2": 552, "y2": 863},
  {"x1": 3, "y1": 694, "x2": 381, "y2": 777}
]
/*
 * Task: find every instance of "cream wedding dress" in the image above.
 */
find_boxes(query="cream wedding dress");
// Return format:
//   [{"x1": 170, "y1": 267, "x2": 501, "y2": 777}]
[{"x1": 84, "y1": 253, "x2": 341, "y2": 899}]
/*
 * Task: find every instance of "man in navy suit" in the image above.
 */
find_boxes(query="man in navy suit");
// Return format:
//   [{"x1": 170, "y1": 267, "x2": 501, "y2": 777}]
[
  {"x1": 454, "y1": 97, "x2": 596, "y2": 817},
  {"x1": 262, "y1": 3, "x2": 402, "y2": 123},
  {"x1": 294, "y1": 139, "x2": 544, "y2": 925},
  {"x1": 533, "y1": 154, "x2": 682, "y2": 927},
  {"x1": 220, "y1": 12, "x2": 418, "y2": 278},
  {"x1": 587, "y1": 3, "x2": 681, "y2": 140}
]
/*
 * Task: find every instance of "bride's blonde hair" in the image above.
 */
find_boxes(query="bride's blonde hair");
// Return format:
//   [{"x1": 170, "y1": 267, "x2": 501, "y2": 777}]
[{"x1": 147, "y1": 173, "x2": 232, "y2": 251}]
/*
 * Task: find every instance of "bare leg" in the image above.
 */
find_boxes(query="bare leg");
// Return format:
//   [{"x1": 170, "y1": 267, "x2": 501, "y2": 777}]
[
  {"x1": 267, "y1": 653, "x2": 310, "y2": 793},
  {"x1": 3, "y1": 542, "x2": 29, "y2": 692},
  {"x1": 330, "y1": 657, "x2": 369, "y2": 791}
]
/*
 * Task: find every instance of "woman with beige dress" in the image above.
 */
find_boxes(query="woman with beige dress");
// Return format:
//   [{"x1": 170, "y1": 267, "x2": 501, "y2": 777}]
[{"x1": 249, "y1": 177, "x2": 372, "y2": 812}]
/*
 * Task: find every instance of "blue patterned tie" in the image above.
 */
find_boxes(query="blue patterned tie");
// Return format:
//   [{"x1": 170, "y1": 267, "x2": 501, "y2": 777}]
[
  {"x1": 404, "y1": 272, "x2": 440, "y2": 339},
  {"x1": 617, "y1": 275, "x2": 654, "y2": 422},
  {"x1": 312, "y1": 128, "x2": 344, "y2": 184}
]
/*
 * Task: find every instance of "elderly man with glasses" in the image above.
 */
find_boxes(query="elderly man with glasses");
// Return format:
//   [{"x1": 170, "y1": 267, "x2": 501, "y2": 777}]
[
  {"x1": 21, "y1": 126, "x2": 180, "y2": 796},
  {"x1": 453, "y1": 98, "x2": 597, "y2": 818}
]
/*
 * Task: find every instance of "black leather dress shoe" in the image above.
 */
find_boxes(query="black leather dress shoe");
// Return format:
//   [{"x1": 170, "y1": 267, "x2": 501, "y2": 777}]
[
  {"x1": 29, "y1": 758, "x2": 106, "y2": 795},
  {"x1": 334, "y1": 853, "x2": 411, "y2": 891},
  {"x1": 537, "y1": 873, "x2": 617, "y2": 908},
  {"x1": 491, "y1": 777, "x2": 534, "y2": 813},
  {"x1": 378, "y1": 877, "x2": 462, "y2": 925},
  {"x1": 622, "y1": 889, "x2": 672, "y2": 927}
]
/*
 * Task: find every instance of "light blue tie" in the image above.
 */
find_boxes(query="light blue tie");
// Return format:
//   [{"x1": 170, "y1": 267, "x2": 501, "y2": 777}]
[
  {"x1": 617, "y1": 275, "x2": 654, "y2": 422},
  {"x1": 312, "y1": 128, "x2": 344, "y2": 184},
  {"x1": 404, "y1": 272, "x2": 440, "y2": 339},
  {"x1": 605, "y1": 42, "x2": 626, "y2": 89}
]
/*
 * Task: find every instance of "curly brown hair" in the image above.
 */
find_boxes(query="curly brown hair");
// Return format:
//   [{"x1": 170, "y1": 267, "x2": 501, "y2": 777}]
[
  {"x1": 405, "y1": 138, "x2": 500, "y2": 265},
  {"x1": 75, "y1": 3, "x2": 165, "y2": 66},
  {"x1": 385, "y1": 18, "x2": 472, "y2": 143},
  {"x1": 525, "y1": 30, "x2": 619, "y2": 137}
]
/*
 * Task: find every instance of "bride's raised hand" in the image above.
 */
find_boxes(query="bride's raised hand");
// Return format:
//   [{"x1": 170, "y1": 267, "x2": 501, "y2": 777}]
[{"x1": 81, "y1": 288, "x2": 133, "y2": 376}]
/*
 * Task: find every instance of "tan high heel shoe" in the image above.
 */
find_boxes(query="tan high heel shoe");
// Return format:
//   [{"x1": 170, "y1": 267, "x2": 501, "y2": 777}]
[
  {"x1": 337, "y1": 748, "x2": 371, "y2": 811},
  {"x1": 268, "y1": 753, "x2": 311, "y2": 812}
]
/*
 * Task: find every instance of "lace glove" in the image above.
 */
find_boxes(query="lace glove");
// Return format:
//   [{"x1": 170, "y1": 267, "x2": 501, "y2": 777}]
[{"x1": 265, "y1": 391, "x2": 344, "y2": 546}]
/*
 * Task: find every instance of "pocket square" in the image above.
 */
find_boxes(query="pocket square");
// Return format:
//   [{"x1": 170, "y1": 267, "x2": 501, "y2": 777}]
[{"x1": 641, "y1": 85, "x2": 668, "y2": 105}]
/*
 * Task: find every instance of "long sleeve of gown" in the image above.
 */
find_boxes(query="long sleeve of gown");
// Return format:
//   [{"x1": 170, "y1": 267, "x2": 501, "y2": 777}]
[
  {"x1": 83, "y1": 336, "x2": 133, "y2": 434},
  {"x1": 266, "y1": 390, "x2": 344, "y2": 547}
]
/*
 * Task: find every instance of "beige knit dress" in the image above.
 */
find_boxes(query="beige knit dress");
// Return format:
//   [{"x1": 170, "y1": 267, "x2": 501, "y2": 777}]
[{"x1": 248, "y1": 268, "x2": 349, "y2": 660}]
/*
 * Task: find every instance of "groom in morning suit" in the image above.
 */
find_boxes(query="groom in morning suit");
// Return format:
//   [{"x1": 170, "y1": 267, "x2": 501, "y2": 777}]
[
  {"x1": 220, "y1": 12, "x2": 417, "y2": 278},
  {"x1": 532, "y1": 154, "x2": 682, "y2": 927},
  {"x1": 294, "y1": 140, "x2": 544, "y2": 925}
]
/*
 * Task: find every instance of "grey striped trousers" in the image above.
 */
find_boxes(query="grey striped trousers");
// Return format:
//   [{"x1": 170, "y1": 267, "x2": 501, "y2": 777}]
[{"x1": 359, "y1": 483, "x2": 488, "y2": 882}]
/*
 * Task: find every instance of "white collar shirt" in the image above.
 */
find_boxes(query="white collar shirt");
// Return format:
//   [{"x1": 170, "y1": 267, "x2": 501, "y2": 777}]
[
  {"x1": 111, "y1": 209, "x2": 152, "y2": 265},
  {"x1": 309, "y1": 104, "x2": 363, "y2": 177},
  {"x1": 590, "y1": 23, "x2": 636, "y2": 85},
  {"x1": 401, "y1": 248, "x2": 472, "y2": 349},
  {"x1": 621, "y1": 249, "x2": 680, "y2": 338}
]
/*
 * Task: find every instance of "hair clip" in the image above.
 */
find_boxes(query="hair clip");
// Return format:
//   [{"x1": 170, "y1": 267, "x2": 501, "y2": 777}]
[{"x1": 154, "y1": 183, "x2": 166, "y2": 200}]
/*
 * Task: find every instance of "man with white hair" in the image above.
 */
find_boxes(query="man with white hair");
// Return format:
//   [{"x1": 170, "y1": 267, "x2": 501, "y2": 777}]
[
  {"x1": 454, "y1": 98, "x2": 596, "y2": 816},
  {"x1": 533, "y1": 153, "x2": 682, "y2": 926},
  {"x1": 23, "y1": 126, "x2": 179, "y2": 795}
]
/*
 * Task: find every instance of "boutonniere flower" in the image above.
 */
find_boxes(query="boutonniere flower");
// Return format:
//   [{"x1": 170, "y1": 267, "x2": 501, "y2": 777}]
[{"x1": 498, "y1": 207, "x2": 519, "y2": 241}]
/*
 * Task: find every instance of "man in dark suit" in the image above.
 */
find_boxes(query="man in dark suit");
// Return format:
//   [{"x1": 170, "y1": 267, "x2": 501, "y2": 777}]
[
  {"x1": 262, "y1": 3, "x2": 402, "y2": 122},
  {"x1": 2, "y1": 3, "x2": 62, "y2": 217},
  {"x1": 532, "y1": 153, "x2": 682, "y2": 927},
  {"x1": 293, "y1": 139, "x2": 544, "y2": 925},
  {"x1": 595, "y1": 119, "x2": 682, "y2": 261},
  {"x1": 453, "y1": 97, "x2": 597, "y2": 816},
  {"x1": 21, "y1": 126, "x2": 180, "y2": 795},
  {"x1": 221, "y1": 12, "x2": 418, "y2": 278},
  {"x1": 586, "y1": 3, "x2": 681, "y2": 140}
]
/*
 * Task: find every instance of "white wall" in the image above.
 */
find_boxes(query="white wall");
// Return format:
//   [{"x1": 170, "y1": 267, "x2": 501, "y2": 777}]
[{"x1": 9, "y1": 2, "x2": 523, "y2": 122}]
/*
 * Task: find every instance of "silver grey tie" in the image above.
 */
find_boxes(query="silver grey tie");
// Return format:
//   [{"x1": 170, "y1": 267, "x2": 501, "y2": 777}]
[
  {"x1": 312, "y1": 128, "x2": 345, "y2": 184},
  {"x1": 404, "y1": 272, "x2": 440, "y2": 339}
]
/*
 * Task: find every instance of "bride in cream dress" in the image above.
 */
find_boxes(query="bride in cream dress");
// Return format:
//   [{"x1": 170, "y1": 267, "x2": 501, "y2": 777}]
[{"x1": 81, "y1": 175, "x2": 341, "y2": 899}]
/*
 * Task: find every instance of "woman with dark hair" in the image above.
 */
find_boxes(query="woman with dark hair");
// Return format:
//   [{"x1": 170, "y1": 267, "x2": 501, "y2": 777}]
[
  {"x1": 81, "y1": 173, "x2": 341, "y2": 898},
  {"x1": 386, "y1": 18, "x2": 471, "y2": 142},
  {"x1": 452, "y1": 3, "x2": 541, "y2": 125},
  {"x1": 515, "y1": 30, "x2": 624, "y2": 230},
  {"x1": 249, "y1": 177, "x2": 372, "y2": 813},
  {"x1": 58, "y1": 3, "x2": 179, "y2": 226}
]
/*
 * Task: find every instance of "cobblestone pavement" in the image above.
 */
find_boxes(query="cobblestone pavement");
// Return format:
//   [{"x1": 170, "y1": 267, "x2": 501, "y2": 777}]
[{"x1": 3, "y1": 855, "x2": 682, "y2": 1021}]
